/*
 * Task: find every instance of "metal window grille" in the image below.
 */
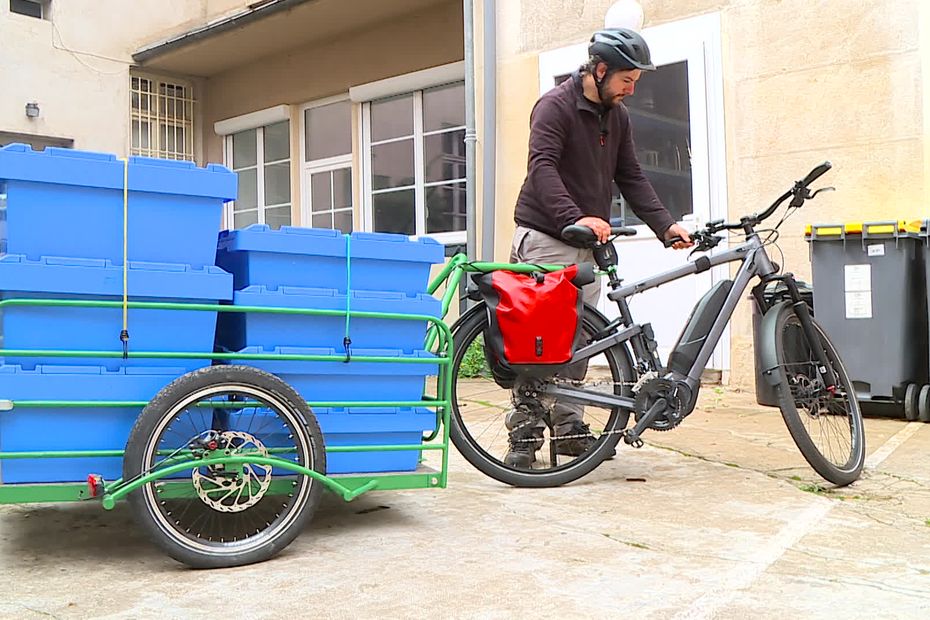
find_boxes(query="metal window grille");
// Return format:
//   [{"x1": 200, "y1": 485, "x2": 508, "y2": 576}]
[{"x1": 130, "y1": 75, "x2": 195, "y2": 160}]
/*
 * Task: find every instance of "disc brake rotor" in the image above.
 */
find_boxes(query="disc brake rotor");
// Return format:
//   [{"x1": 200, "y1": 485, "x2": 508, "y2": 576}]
[{"x1": 191, "y1": 431, "x2": 272, "y2": 513}]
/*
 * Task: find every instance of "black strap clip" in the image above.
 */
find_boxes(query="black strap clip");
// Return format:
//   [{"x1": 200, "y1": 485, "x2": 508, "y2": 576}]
[{"x1": 120, "y1": 330, "x2": 130, "y2": 360}]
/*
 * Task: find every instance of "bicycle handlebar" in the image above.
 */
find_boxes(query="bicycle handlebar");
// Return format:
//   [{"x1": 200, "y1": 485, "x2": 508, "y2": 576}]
[
  {"x1": 755, "y1": 160, "x2": 832, "y2": 224},
  {"x1": 800, "y1": 161, "x2": 832, "y2": 188}
]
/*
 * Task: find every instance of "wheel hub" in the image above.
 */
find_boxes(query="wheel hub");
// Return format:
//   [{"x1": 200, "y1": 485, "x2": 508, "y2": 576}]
[{"x1": 191, "y1": 431, "x2": 272, "y2": 513}]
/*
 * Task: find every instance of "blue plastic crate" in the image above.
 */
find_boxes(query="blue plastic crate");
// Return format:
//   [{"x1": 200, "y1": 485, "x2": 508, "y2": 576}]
[
  {"x1": 0, "y1": 255, "x2": 232, "y2": 371},
  {"x1": 0, "y1": 364, "x2": 184, "y2": 483},
  {"x1": 228, "y1": 346, "x2": 437, "y2": 404},
  {"x1": 215, "y1": 225, "x2": 444, "y2": 295},
  {"x1": 0, "y1": 144, "x2": 236, "y2": 267},
  {"x1": 315, "y1": 407, "x2": 435, "y2": 474},
  {"x1": 215, "y1": 285, "x2": 440, "y2": 354}
]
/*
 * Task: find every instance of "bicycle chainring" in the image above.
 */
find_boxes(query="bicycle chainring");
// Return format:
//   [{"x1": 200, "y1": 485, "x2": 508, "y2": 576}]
[{"x1": 633, "y1": 378, "x2": 692, "y2": 431}]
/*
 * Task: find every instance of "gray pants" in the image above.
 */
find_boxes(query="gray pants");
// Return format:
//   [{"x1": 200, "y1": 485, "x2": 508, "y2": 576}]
[{"x1": 507, "y1": 226, "x2": 601, "y2": 435}]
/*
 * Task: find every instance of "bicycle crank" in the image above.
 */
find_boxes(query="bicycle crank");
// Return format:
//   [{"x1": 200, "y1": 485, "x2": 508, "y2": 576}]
[{"x1": 624, "y1": 378, "x2": 693, "y2": 447}]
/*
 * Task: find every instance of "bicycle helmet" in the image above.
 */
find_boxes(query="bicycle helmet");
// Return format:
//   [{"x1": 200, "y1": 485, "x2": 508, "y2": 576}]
[{"x1": 588, "y1": 28, "x2": 655, "y2": 71}]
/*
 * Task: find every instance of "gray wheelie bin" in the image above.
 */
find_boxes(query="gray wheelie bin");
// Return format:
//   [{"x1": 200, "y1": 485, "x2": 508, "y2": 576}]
[
  {"x1": 919, "y1": 221, "x2": 930, "y2": 420},
  {"x1": 805, "y1": 221, "x2": 928, "y2": 418}
]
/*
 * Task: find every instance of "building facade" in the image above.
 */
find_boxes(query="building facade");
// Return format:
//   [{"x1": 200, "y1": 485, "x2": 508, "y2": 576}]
[{"x1": 2, "y1": 0, "x2": 928, "y2": 386}]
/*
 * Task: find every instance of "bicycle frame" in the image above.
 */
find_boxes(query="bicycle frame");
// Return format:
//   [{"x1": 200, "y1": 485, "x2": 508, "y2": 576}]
[{"x1": 545, "y1": 232, "x2": 780, "y2": 410}]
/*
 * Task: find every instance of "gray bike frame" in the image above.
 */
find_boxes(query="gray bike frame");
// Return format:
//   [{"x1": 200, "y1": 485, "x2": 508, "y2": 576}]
[{"x1": 545, "y1": 233, "x2": 779, "y2": 410}]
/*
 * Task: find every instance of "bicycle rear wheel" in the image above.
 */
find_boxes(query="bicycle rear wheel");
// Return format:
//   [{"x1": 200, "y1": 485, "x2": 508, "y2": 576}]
[
  {"x1": 450, "y1": 303, "x2": 636, "y2": 487},
  {"x1": 772, "y1": 306, "x2": 865, "y2": 486}
]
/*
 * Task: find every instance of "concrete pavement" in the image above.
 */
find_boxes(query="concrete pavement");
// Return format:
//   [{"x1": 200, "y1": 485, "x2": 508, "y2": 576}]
[{"x1": 1, "y1": 387, "x2": 929, "y2": 619}]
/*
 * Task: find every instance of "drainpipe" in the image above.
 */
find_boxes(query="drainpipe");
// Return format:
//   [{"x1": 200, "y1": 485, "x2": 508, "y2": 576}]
[
  {"x1": 481, "y1": 0, "x2": 497, "y2": 261},
  {"x1": 464, "y1": 0, "x2": 477, "y2": 261}
]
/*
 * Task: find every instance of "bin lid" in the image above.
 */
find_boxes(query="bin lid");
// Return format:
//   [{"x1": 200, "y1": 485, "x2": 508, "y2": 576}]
[{"x1": 805, "y1": 220, "x2": 922, "y2": 240}]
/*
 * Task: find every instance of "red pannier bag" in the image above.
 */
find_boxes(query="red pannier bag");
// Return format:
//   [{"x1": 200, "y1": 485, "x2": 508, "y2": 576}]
[{"x1": 472, "y1": 264, "x2": 595, "y2": 383}]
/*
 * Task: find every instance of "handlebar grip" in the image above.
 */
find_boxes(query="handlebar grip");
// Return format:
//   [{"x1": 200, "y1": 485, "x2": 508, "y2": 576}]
[
  {"x1": 800, "y1": 161, "x2": 832, "y2": 187},
  {"x1": 663, "y1": 236, "x2": 685, "y2": 248}
]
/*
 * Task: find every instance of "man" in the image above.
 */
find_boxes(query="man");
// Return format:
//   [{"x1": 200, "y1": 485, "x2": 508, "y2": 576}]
[{"x1": 505, "y1": 28, "x2": 693, "y2": 468}]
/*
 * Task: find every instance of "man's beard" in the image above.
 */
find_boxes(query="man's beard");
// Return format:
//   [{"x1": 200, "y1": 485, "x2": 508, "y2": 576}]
[{"x1": 595, "y1": 80, "x2": 624, "y2": 109}]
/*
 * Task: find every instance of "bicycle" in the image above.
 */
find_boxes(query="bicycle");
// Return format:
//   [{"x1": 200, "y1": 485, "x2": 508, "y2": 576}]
[{"x1": 445, "y1": 162, "x2": 864, "y2": 488}]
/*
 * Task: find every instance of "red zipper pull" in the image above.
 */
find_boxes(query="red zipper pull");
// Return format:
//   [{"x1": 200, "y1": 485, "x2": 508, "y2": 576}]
[{"x1": 599, "y1": 133, "x2": 606, "y2": 147}]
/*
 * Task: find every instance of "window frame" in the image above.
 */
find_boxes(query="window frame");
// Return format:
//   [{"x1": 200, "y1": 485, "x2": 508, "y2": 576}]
[
  {"x1": 298, "y1": 95, "x2": 354, "y2": 233},
  {"x1": 10, "y1": 0, "x2": 46, "y2": 19},
  {"x1": 353, "y1": 63, "x2": 467, "y2": 244},
  {"x1": 129, "y1": 71, "x2": 196, "y2": 161},
  {"x1": 222, "y1": 120, "x2": 292, "y2": 230}
]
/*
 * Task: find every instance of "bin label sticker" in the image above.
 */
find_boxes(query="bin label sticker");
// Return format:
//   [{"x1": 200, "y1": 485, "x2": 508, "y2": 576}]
[
  {"x1": 867, "y1": 244, "x2": 885, "y2": 257},
  {"x1": 845, "y1": 291, "x2": 872, "y2": 319},
  {"x1": 844, "y1": 264, "x2": 871, "y2": 293},
  {"x1": 844, "y1": 264, "x2": 872, "y2": 319}
]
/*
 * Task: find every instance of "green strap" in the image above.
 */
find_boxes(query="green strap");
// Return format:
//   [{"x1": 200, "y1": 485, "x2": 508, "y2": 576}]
[{"x1": 343, "y1": 233, "x2": 352, "y2": 363}]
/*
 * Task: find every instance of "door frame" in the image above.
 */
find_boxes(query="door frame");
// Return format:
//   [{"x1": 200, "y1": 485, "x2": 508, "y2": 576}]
[{"x1": 537, "y1": 12, "x2": 730, "y2": 376}]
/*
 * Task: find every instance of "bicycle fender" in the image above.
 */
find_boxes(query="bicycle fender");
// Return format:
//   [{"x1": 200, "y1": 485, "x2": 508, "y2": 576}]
[
  {"x1": 449, "y1": 301, "x2": 489, "y2": 334},
  {"x1": 758, "y1": 301, "x2": 791, "y2": 387}
]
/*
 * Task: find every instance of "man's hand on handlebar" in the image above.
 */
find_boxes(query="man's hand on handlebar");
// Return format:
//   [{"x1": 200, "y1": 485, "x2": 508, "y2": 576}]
[
  {"x1": 574, "y1": 216, "x2": 612, "y2": 244},
  {"x1": 663, "y1": 223, "x2": 694, "y2": 250}
]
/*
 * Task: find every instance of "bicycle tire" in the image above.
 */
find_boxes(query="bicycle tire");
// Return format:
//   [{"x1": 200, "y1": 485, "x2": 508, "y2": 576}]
[
  {"x1": 772, "y1": 306, "x2": 865, "y2": 486},
  {"x1": 450, "y1": 303, "x2": 636, "y2": 487},
  {"x1": 123, "y1": 365, "x2": 326, "y2": 568}
]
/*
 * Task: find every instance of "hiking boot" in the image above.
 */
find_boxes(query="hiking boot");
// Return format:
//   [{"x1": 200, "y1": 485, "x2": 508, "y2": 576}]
[
  {"x1": 553, "y1": 421, "x2": 615, "y2": 459},
  {"x1": 504, "y1": 424, "x2": 543, "y2": 468}
]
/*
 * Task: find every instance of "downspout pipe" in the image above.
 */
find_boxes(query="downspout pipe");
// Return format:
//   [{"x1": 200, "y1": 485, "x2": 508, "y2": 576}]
[
  {"x1": 481, "y1": 0, "x2": 497, "y2": 261},
  {"x1": 464, "y1": 0, "x2": 477, "y2": 261}
]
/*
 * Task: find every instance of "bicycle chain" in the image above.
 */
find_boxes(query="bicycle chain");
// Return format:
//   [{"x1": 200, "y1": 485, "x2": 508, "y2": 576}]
[{"x1": 505, "y1": 372, "x2": 661, "y2": 445}]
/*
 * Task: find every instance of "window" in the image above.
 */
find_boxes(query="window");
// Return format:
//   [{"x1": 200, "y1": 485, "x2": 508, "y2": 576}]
[
  {"x1": 363, "y1": 81, "x2": 465, "y2": 240},
  {"x1": 301, "y1": 99, "x2": 353, "y2": 233},
  {"x1": 614, "y1": 60, "x2": 692, "y2": 227},
  {"x1": 130, "y1": 74, "x2": 195, "y2": 161},
  {"x1": 10, "y1": 0, "x2": 45, "y2": 19},
  {"x1": 225, "y1": 121, "x2": 291, "y2": 230}
]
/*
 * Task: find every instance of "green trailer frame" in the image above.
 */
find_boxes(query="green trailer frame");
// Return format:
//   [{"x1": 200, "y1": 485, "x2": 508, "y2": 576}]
[{"x1": 0, "y1": 257, "x2": 552, "y2": 508}]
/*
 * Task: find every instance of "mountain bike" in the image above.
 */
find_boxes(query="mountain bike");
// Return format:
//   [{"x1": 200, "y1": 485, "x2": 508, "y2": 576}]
[{"x1": 447, "y1": 162, "x2": 864, "y2": 487}]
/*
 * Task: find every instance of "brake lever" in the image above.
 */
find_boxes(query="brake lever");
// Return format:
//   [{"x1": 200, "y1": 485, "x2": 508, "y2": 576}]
[{"x1": 809, "y1": 186, "x2": 835, "y2": 200}]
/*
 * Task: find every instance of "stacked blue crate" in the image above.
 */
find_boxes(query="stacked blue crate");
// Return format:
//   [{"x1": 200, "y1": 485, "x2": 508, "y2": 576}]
[
  {"x1": 0, "y1": 144, "x2": 234, "y2": 266},
  {"x1": 0, "y1": 255, "x2": 231, "y2": 371},
  {"x1": 0, "y1": 365, "x2": 185, "y2": 483},
  {"x1": 215, "y1": 224, "x2": 444, "y2": 473},
  {"x1": 0, "y1": 144, "x2": 237, "y2": 483}
]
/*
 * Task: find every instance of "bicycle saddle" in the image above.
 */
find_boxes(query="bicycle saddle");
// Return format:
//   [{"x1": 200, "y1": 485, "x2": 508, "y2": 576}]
[{"x1": 561, "y1": 224, "x2": 637, "y2": 247}]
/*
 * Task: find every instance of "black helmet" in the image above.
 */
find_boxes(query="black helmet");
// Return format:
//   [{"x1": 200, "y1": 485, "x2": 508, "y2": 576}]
[{"x1": 588, "y1": 28, "x2": 655, "y2": 71}]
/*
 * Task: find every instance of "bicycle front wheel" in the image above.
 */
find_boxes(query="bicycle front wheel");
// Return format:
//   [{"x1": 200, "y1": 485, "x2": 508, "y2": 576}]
[
  {"x1": 450, "y1": 303, "x2": 636, "y2": 487},
  {"x1": 772, "y1": 306, "x2": 865, "y2": 486}
]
